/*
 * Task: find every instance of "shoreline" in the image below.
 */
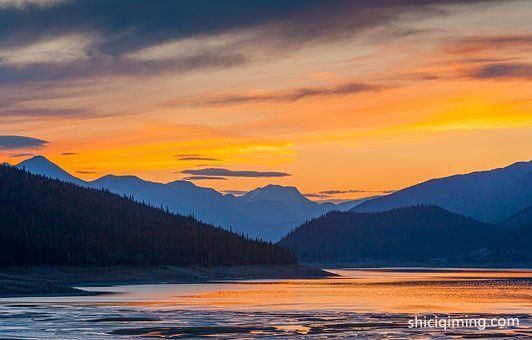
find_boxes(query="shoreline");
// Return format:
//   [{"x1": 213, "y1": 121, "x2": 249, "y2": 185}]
[{"x1": 0, "y1": 265, "x2": 332, "y2": 298}]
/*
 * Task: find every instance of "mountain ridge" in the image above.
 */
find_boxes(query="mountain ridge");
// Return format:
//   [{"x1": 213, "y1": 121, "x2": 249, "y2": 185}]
[{"x1": 352, "y1": 160, "x2": 532, "y2": 223}]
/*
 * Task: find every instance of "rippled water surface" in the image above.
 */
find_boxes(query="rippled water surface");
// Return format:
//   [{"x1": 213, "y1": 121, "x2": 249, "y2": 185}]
[{"x1": 1, "y1": 268, "x2": 530, "y2": 338}]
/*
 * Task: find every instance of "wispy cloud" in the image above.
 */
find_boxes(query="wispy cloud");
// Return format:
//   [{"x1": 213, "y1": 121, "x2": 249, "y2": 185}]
[
  {"x1": 468, "y1": 63, "x2": 532, "y2": 80},
  {"x1": 183, "y1": 175, "x2": 226, "y2": 181},
  {"x1": 0, "y1": 0, "x2": 67, "y2": 9},
  {"x1": 177, "y1": 156, "x2": 220, "y2": 161},
  {"x1": 61, "y1": 152, "x2": 78, "y2": 156},
  {"x1": 8, "y1": 152, "x2": 34, "y2": 158},
  {"x1": 0, "y1": 34, "x2": 99, "y2": 67},
  {"x1": 182, "y1": 168, "x2": 290, "y2": 178},
  {"x1": 446, "y1": 34, "x2": 532, "y2": 54},
  {"x1": 305, "y1": 188, "x2": 395, "y2": 199},
  {"x1": 190, "y1": 82, "x2": 385, "y2": 106},
  {"x1": 0, "y1": 135, "x2": 48, "y2": 150}
]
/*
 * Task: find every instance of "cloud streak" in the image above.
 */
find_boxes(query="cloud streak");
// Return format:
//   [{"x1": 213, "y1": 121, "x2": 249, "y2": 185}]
[
  {"x1": 8, "y1": 152, "x2": 34, "y2": 158},
  {"x1": 183, "y1": 175, "x2": 227, "y2": 181},
  {"x1": 190, "y1": 82, "x2": 385, "y2": 106},
  {"x1": 446, "y1": 34, "x2": 532, "y2": 54},
  {"x1": 178, "y1": 156, "x2": 220, "y2": 161},
  {"x1": 468, "y1": 63, "x2": 532, "y2": 80},
  {"x1": 182, "y1": 168, "x2": 290, "y2": 178}
]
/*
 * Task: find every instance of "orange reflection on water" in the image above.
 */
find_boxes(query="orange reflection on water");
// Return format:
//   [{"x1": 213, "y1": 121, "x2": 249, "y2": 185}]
[{"x1": 76, "y1": 268, "x2": 532, "y2": 314}]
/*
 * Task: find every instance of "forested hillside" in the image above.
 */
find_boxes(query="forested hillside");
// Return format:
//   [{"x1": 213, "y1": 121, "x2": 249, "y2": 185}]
[
  {"x1": 0, "y1": 165, "x2": 296, "y2": 266},
  {"x1": 279, "y1": 205, "x2": 530, "y2": 265}
]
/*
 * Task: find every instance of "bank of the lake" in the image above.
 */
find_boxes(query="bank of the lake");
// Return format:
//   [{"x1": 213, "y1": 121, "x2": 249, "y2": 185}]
[{"x1": 0, "y1": 265, "x2": 332, "y2": 298}]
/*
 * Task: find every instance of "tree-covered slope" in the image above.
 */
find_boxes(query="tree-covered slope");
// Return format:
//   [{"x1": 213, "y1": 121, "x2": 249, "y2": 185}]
[
  {"x1": 0, "y1": 165, "x2": 296, "y2": 266},
  {"x1": 279, "y1": 205, "x2": 530, "y2": 265}
]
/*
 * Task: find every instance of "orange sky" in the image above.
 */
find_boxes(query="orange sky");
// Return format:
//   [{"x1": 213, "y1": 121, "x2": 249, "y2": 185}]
[{"x1": 1, "y1": 1, "x2": 531, "y2": 201}]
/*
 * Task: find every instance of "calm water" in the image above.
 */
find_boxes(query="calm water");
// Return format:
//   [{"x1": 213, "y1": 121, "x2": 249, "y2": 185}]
[{"x1": 0, "y1": 268, "x2": 530, "y2": 338}]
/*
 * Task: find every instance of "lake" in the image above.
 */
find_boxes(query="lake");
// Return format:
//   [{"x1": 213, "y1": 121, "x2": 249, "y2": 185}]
[{"x1": 0, "y1": 268, "x2": 530, "y2": 338}]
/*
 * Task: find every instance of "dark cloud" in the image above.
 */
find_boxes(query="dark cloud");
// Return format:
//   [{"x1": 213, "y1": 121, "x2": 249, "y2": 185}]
[
  {"x1": 76, "y1": 170, "x2": 97, "y2": 174},
  {"x1": 183, "y1": 176, "x2": 227, "y2": 181},
  {"x1": 182, "y1": 168, "x2": 291, "y2": 178},
  {"x1": 194, "y1": 82, "x2": 384, "y2": 106},
  {"x1": 0, "y1": 107, "x2": 91, "y2": 118},
  {"x1": 304, "y1": 189, "x2": 395, "y2": 198},
  {"x1": 304, "y1": 193, "x2": 330, "y2": 199},
  {"x1": 468, "y1": 63, "x2": 532, "y2": 80},
  {"x1": 9, "y1": 153, "x2": 34, "y2": 158},
  {"x1": 0, "y1": 0, "x2": 502, "y2": 83},
  {"x1": 0, "y1": 135, "x2": 48, "y2": 150},
  {"x1": 178, "y1": 156, "x2": 220, "y2": 161},
  {"x1": 61, "y1": 152, "x2": 78, "y2": 156}
]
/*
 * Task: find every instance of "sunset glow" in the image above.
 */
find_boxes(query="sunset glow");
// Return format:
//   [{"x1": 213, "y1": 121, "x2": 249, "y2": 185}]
[{"x1": 1, "y1": 0, "x2": 531, "y2": 200}]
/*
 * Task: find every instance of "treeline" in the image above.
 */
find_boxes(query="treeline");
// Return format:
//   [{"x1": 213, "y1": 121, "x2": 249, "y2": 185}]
[
  {"x1": 0, "y1": 165, "x2": 296, "y2": 266},
  {"x1": 279, "y1": 205, "x2": 530, "y2": 265}
]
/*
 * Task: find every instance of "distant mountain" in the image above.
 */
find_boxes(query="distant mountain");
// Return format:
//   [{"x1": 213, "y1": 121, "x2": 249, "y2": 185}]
[
  {"x1": 279, "y1": 205, "x2": 531, "y2": 265},
  {"x1": 352, "y1": 161, "x2": 532, "y2": 223},
  {"x1": 15, "y1": 156, "x2": 356, "y2": 241},
  {"x1": 0, "y1": 164, "x2": 295, "y2": 266}
]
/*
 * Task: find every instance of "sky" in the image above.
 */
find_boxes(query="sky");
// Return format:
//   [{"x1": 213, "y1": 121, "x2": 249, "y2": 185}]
[{"x1": 1, "y1": 0, "x2": 531, "y2": 201}]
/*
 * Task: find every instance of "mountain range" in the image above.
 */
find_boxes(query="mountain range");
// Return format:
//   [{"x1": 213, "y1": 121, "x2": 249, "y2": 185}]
[
  {"x1": 16, "y1": 156, "x2": 532, "y2": 241},
  {"x1": 16, "y1": 156, "x2": 362, "y2": 241}
]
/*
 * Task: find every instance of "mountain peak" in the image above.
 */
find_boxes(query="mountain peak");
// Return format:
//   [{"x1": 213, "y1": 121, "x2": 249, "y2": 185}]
[
  {"x1": 16, "y1": 155, "x2": 86, "y2": 186},
  {"x1": 241, "y1": 184, "x2": 314, "y2": 207},
  {"x1": 18, "y1": 155, "x2": 52, "y2": 166}
]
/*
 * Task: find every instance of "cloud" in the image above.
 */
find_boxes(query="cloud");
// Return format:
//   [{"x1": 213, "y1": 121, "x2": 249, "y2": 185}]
[
  {"x1": 0, "y1": 0, "x2": 67, "y2": 9},
  {"x1": 305, "y1": 189, "x2": 396, "y2": 198},
  {"x1": 0, "y1": 107, "x2": 92, "y2": 118},
  {"x1": 183, "y1": 175, "x2": 226, "y2": 181},
  {"x1": 76, "y1": 170, "x2": 96, "y2": 174},
  {"x1": 193, "y1": 82, "x2": 385, "y2": 106},
  {"x1": 8, "y1": 152, "x2": 34, "y2": 158},
  {"x1": 446, "y1": 34, "x2": 532, "y2": 54},
  {"x1": 177, "y1": 156, "x2": 220, "y2": 161},
  {"x1": 182, "y1": 167, "x2": 291, "y2": 178},
  {"x1": 61, "y1": 152, "x2": 78, "y2": 155},
  {"x1": 0, "y1": 135, "x2": 48, "y2": 150},
  {"x1": 0, "y1": 34, "x2": 99, "y2": 67},
  {"x1": 320, "y1": 189, "x2": 395, "y2": 195},
  {"x1": 468, "y1": 63, "x2": 532, "y2": 80},
  {"x1": 303, "y1": 193, "x2": 330, "y2": 199}
]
